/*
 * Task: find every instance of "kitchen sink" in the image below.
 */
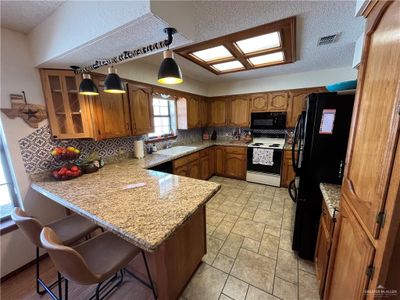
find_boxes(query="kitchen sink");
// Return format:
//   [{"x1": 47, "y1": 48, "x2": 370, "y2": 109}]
[{"x1": 155, "y1": 146, "x2": 198, "y2": 156}]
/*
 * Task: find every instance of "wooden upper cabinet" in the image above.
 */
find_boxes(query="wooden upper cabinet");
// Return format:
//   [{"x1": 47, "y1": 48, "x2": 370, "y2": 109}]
[
  {"x1": 287, "y1": 91, "x2": 308, "y2": 128},
  {"x1": 209, "y1": 98, "x2": 227, "y2": 127},
  {"x1": 188, "y1": 97, "x2": 200, "y2": 128},
  {"x1": 199, "y1": 99, "x2": 209, "y2": 127},
  {"x1": 128, "y1": 84, "x2": 154, "y2": 136},
  {"x1": 325, "y1": 200, "x2": 375, "y2": 300},
  {"x1": 40, "y1": 69, "x2": 93, "y2": 139},
  {"x1": 342, "y1": 1, "x2": 400, "y2": 238},
  {"x1": 250, "y1": 93, "x2": 269, "y2": 112},
  {"x1": 177, "y1": 97, "x2": 200, "y2": 129},
  {"x1": 228, "y1": 96, "x2": 250, "y2": 127},
  {"x1": 269, "y1": 92, "x2": 289, "y2": 111},
  {"x1": 92, "y1": 78, "x2": 130, "y2": 139}
]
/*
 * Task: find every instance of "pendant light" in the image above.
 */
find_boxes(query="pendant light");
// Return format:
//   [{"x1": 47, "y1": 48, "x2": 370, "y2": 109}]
[
  {"x1": 79, "y1": 73, "x2": 99, "y2": 96},
  {"x1": 158, "y1": 28, "x2": 183, "y2": 85},
  {"x1": 104, "y1": 66, "x2": 126, "y2": 93}
]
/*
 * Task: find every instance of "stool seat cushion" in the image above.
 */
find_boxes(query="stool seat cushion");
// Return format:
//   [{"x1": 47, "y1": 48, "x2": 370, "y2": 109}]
[
  {"x1": 74, "y1": 232, "x2": 140, "y2": 283},
  {"x1": 48, "y1": 214, "x2": 99, "y2": 246}
]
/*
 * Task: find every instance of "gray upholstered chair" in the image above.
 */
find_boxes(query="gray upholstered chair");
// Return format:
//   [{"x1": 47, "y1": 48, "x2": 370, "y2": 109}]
[
  {"x1": 11, "y1": 207, "x2": 99, "y2": 297},
  {"x1": 40, "y1": 227, "x2": 157, "y2": 300}
]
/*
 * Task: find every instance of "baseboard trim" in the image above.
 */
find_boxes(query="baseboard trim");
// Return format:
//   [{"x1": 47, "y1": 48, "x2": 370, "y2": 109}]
[{"x1": 0, "y1": 253, "x2": 48, "y2": 283}]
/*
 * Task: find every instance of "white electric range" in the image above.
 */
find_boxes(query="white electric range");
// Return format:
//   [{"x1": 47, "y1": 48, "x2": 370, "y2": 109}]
[{"x1": 246, "y1": 137, "x2": 286, "y2": 187}]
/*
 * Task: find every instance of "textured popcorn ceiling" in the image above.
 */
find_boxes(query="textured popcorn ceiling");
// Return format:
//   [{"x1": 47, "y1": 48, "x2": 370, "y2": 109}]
[
  {"x1": 1, "y1": 1, "x2": 65, "y2": 33},
  {"x1": 139, "y1": 0, "x2": 365, "y2": 83},
  {"x1": 1, "y1": 0, "x2": 364, "y2": 83},
  {"x1": 43, "y1": 13, "x2": 190, "y2": 68}
]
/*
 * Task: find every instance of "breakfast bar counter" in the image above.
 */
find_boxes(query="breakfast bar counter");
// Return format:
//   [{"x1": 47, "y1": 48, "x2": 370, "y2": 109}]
[{"x1": 31, "y1": 158, "x2": 220, "y2": 299}]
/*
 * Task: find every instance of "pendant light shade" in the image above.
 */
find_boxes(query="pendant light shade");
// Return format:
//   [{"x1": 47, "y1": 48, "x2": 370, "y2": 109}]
[
  {"x1": 158, "y1": 50, "x2": 183, "y2": 84},
  {"x1": 79, "y1": 74, "x2": 99, "y2": 96},
  {"x1": 104, "y1": 67, "x2": 126, "y2": 93}
]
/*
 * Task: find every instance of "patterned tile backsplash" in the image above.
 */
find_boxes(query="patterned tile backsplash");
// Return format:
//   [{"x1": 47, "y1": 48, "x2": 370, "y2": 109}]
[
  {"x1": 18, "y1": 125, "x2": 286, "y2": 174},
  {"x1": 18, "y1": 125, "x2": 205, "y2": 174}
]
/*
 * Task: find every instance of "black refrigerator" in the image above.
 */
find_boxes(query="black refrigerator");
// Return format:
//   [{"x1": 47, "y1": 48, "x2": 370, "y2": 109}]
[{"x1": 290, "y1": 92, "x2": 355, "y2": 260}]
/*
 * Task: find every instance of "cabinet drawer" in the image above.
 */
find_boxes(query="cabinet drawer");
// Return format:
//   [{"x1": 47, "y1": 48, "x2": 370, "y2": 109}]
[
  {"x1": 173, "y1": 152, "x2": 200, "y2": 168},
  {"x1": 224, "y1": 146, "x2": 247, "y2": 155}
]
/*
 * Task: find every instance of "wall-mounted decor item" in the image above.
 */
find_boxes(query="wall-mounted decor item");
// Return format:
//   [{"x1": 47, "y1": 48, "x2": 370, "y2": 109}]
[{"x1": 1, "y1": 92, "x2": 47, "y2": 128}]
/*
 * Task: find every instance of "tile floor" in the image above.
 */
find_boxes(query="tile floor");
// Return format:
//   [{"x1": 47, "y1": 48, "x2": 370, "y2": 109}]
[{"x1": 182, "y1": 176, "x2": 320, "y2": 300}]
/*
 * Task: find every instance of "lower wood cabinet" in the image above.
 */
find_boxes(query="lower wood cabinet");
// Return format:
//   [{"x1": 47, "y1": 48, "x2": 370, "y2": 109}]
[
  {"x1": 281, "y1": 150, "x2": 296, "y2": 188},
  {"x1": 324, "y1": 199, "x2": 375, "y2": 299},
  {"x1": 188, "y1": 161, "x2": 200, "y2": 179},
  {"x1": 209, "y1": 147, "x2": 215, "y2": 176},
  {"x1": 174, "y1": 164, "x2": 188, "y2": 176},
  {"x1": 172, "y1": 146, "x2": 247, "y2": 180},
  {"x1": 215, "y1": 146, "x2": 225, "y2": 175},
  {"x1": 173, "y1": 152, "x2": 201, "y2": 179},
  {"x1": 199, "y1": 149, "x2": 210, "y2": 180},
  {"x1": 315, "y1": 200, "x2": 334, "y2": 296},
  {"x1": 223, "y1": 147, "x2": 247, "y2": 179}
]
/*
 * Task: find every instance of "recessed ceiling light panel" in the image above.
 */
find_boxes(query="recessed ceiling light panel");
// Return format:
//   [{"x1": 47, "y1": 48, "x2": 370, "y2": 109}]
[
  {"x1": 211, "y1": 60, "x2": 244, "y2": 72},
  {"x1": 235, "y1": 31, "x2": 281, "y2": 54},
  {"x1": 248, "y1": 51, "x2": 285, "y2": 66},
  {"x1": 191, "y1": 46, "x2": 233, "y2": 62}
]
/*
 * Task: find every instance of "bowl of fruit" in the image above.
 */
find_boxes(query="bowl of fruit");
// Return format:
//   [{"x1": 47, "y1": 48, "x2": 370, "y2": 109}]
[
  {"x1": 51, "y1": 146, "x2": 81, "y2": 161},
  {"x1": 51, "y1": 165, "x2": 81, "y2": 181}
]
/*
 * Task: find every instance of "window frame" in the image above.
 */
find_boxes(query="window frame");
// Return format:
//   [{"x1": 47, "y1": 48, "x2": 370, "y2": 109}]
[
  {"x1": 148, "y1": 95, "x2": 177, "y2": 140},
  {"x1": 0, "y1": 135, "x2": 19, "y2": 222}
]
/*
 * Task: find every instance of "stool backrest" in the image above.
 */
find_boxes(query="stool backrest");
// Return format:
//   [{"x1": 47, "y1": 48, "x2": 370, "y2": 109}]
[
  {"x1": 40, "y1": 227, "x2": 99, "y2": 285},
  {"x1": 11, "y1": 207, "x2": 43, "y2": 247}
]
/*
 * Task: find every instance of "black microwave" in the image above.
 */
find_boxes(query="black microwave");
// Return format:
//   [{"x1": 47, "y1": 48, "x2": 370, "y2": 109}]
[{"x1": 250, "y1": 112, "x2": 286, "y2": 130}]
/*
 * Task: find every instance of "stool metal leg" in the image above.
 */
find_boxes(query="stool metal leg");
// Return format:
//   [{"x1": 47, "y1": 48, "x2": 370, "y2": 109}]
[
  {"x1": 36, "y1": 247, "x2": 63, "y2": 297},
  {"x1": 124, "y1": 251, "x2": 158, "y2": 299},
  {"x1": 65, "y1": 278, "x2": 68, "y2": 300},
  {"x1": 58, "y1": 272, "x2": 63, "y2": 300},
  {"x1": 141, "y1": 250, "x2": 157, "y2": 300}
]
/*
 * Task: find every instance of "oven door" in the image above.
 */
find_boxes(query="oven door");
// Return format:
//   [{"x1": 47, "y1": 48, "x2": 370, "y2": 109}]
[{"x1": 247, "y1": 147, "x2": 283, "y2": 174}]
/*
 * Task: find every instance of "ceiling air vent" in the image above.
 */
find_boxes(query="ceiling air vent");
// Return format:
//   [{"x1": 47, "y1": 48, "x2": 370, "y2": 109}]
[{"x1": 317, "y1": 33, "x2": 340, "y2": 46}]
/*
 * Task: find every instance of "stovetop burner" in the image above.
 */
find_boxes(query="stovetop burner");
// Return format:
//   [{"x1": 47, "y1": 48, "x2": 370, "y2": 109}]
[
  {"x1": 252, "y1": 143, "x2": 264, "y2": 146},
  {"x1": 269, "y1": 144, "x2": 280, "y2": 147}
]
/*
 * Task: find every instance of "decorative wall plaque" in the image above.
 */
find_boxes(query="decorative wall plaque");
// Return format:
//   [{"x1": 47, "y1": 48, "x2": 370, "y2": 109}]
[{"x1": 1, "y1": 92, "x2": 47, "y2": 128}]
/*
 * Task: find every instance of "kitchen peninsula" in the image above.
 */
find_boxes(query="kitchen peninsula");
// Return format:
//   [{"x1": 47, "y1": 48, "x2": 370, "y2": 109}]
[{"x1": 31, "y1": 155, "x2": 220, "y2": 300}]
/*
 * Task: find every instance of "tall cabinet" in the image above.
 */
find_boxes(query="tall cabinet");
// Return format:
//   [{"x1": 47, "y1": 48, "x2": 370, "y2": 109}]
[{"x1": 325, "y1": 1, "x2": 400, "y2": 298}]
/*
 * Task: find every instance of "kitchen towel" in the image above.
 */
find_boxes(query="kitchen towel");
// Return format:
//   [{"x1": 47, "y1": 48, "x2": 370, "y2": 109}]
[{"x1": 252, "y1": 148, "x2": 274, "y2": 166}]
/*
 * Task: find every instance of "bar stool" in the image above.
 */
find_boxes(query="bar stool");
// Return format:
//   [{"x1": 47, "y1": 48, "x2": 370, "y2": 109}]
[
  {"x1": 11, "y1": 207, "x2": 99, "y2": 297},
  {"x1": 40, "y1": 227, "x2": 157, "y2": 300}
]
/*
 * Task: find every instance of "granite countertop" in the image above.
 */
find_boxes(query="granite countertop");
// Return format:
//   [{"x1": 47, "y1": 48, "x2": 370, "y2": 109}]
[
  {"x1": 320, "y1": 183, "x2": 342, "y2": 217},
  {"x1": 31, "y1": 157, "x2": 220, "y2": 252}
]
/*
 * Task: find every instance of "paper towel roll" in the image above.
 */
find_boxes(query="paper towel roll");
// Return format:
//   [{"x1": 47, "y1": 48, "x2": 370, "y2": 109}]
[{"x1": 134, "y1": 140, "x2": 145, "y2": 159}]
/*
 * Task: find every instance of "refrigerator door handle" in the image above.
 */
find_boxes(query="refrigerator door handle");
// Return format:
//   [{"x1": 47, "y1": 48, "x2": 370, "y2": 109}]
[{"x1": 292, "y1": 114, "x2": 302, "y2": 173}]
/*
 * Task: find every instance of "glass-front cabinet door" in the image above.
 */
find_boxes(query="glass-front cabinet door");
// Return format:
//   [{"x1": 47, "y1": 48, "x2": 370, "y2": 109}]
[{"x1": 41, "y1": 70, "x2": 93, "y2": 139}]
